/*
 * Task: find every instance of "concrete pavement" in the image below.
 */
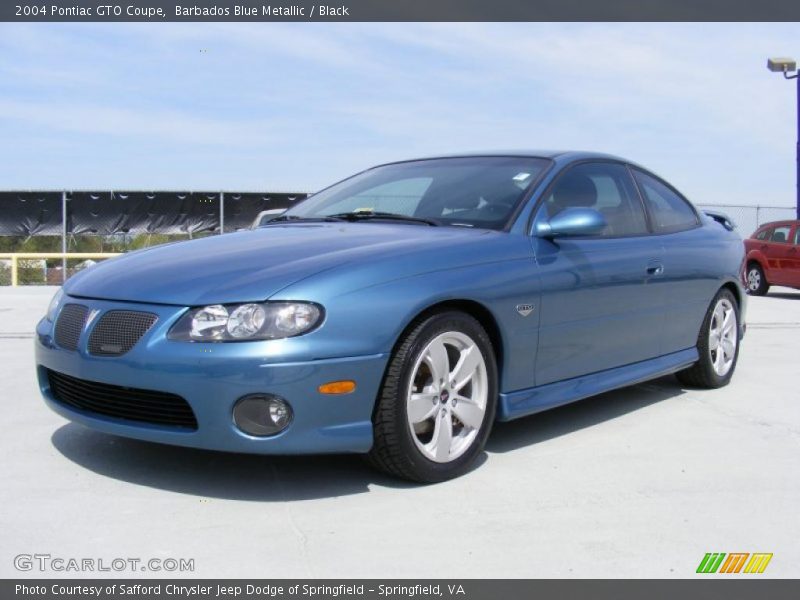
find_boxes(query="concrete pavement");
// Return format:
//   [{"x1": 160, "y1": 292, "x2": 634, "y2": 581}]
[{"x1": 1, "y1": 286, "x2": 798, "y2": 578}]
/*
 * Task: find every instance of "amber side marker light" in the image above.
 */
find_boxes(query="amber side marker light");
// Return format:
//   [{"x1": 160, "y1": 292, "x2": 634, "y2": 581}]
[{"x1": 318, "y1": 380, "x2": 357, "y2": 395}]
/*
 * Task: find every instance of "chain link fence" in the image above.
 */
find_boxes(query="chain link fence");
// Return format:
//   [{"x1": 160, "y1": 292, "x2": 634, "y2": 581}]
[
  {"x1": 696, "y1": 204, "x2": 797, "y2": 237},
  {"x1": 0, "y1": 190, "x2": 308, "y2": 286},
  {"x1": 0, "y1": 255, "x2": 123, "y2": 286}
]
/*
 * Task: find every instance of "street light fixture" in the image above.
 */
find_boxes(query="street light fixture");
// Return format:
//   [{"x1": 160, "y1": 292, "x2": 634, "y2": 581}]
[
  {"x1": 767, "y1": 57, "x2": 797, "y2": 73},
  {"x1": 767, "y1": 56, "x2": 799, "y2": 219}
]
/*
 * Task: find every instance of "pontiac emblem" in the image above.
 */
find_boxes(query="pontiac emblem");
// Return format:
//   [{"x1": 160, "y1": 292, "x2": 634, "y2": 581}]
[{"x1": 85, "y1": 309, "x2": 101, "y2": 328}]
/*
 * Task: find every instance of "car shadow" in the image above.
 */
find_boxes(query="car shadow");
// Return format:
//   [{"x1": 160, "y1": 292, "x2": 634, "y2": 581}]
[
  {"x1": 764, "y1": 291, "x2": 800, "y2": 300},
  {"x1": 51, "y1": 375, "x2": 686, "y2": 500},
  {"x1": 486, "y1": 375, "x2": 686, "y2": 454},
  {"x1": 50, "y1": 424, "x2": 420, "y2": 500}
]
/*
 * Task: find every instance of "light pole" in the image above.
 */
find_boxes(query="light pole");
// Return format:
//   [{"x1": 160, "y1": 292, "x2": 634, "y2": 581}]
[{"x1": 767, "y1": 57, "x2": 799, "y2": 219}]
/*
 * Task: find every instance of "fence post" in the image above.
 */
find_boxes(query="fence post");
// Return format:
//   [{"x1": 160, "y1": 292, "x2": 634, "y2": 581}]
[
  {"x1": 11, "y1": 255, "x2": 18, "y2": 287},
  {"x1": 219, "y1": 192, "x2": 225, "y2": 235},
  {"x1": 755, "y1": 205, "x2": 761, "y2": 228},
  {"x1": 61, "y1": 191, "x2": 67, "y2": 284}
]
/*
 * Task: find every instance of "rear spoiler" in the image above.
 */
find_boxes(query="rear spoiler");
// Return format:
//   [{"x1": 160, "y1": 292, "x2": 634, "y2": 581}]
[{"x1": 702, "y1": 209, "x2": 737, "y2": 231}]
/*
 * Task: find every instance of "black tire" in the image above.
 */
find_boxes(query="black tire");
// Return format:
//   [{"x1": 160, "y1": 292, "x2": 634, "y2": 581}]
[
  {"x1": 676, "y1": 288, "x2": 741, "y2": 389},
  {"x1": 746, "y1": 262, "x2": 769, "y2": 296},
  {"x1": 367, "y1": 311, "x2": 498, "y2": 483}
]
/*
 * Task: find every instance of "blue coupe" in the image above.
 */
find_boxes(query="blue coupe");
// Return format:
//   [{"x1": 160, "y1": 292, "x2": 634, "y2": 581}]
[{"x1": 35, "y1": 152, "x2": 746, "y2": 482}]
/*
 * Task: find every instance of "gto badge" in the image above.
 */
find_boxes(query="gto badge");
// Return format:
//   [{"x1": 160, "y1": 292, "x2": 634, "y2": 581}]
[{"x1": 516, "y1": 304, "x2": 534, "y2": 317}]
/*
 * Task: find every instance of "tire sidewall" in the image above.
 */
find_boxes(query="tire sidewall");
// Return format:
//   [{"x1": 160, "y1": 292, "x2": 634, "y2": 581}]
[
  {"x1": 746, "y1": 263, "x2": 767, "y2": 296},
  {"x1": 697, "y1": 289, "x2": 741, "y2": 386},
  {"x1": 393, "y1": 312, "x2": 498, "y2": 482}
]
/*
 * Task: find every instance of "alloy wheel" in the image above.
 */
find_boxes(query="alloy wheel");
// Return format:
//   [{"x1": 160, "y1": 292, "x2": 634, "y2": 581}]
[
  {"x1": 406, "y1": 331, "x2": 488, "y2": 463},
  {"x1": 708, "y1": 297, "x2": 737, "y2": 377},
  {"x1": 747, "y1": 268, "x2": 761, "y2": 293}
]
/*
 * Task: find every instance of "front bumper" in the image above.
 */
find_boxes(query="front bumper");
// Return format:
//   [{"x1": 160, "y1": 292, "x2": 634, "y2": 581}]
[{"x1": 35, "y1": 297, "x2": 388, "y2": 454}]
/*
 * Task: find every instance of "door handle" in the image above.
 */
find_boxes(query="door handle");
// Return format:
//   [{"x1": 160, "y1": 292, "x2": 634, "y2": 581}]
[{"x1": 646, "y1": 264, "x2": 664, "y2": 276}]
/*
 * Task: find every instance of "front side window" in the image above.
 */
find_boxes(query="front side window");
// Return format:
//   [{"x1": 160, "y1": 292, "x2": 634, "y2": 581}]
[
  {"x1": 794, "y1": 227, "x2": 800, "y2": 245},
  {"x1": 282, "y1": 157, "x2": 551, "y2": 230},
  {"x1": 770, "y1": 225, "x2": 791, "y2": 243},
  {"x1": 632, "y1": 169, "x2": 699, "y2": 234},
  {"x1": 536, "y1": 162, "x2": 648, "y2": 237}
]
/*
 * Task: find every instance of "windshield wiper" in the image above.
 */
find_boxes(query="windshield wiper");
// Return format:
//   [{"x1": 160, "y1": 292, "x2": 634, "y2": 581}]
[
  {"x1": 325, "y1": 211, "x2": 439, "y2": 226},
  {"x1": 263, "y1": 214, "x2": 345, "y2": 224}
]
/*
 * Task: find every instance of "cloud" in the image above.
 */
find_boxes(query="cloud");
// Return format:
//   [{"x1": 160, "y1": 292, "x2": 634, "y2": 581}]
[
  {"x1": 0, "y1": 22, "x2": 796, "y2": 204},
  {"x1": 0, "y1": 98, "x2": 283, "y2": 146}
]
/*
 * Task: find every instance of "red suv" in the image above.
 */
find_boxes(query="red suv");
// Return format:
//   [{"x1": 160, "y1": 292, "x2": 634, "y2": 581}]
[{"x1": 745, "y1": 220, "x2": 800, "y2": 295}]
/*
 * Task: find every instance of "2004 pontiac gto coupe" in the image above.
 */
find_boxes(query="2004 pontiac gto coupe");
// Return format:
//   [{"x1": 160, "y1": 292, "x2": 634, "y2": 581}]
[{"x1": 36, "y1": 152, "x2": 746, "y2": 482}]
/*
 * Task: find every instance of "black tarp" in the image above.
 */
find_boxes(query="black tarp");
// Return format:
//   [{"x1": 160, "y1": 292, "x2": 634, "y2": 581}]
[
  {"x1": 0, "y1": 192, "x2": 63, "y2": 235},
  {"x1": 0, "y1": 191, "x2": 308, "y2": 236},
  {"x1": 222, "y1": 192, "x2": 305, "y2": 232},
  {"x1": 68, "y1": 192, "x2": 222, "y2": 235}
]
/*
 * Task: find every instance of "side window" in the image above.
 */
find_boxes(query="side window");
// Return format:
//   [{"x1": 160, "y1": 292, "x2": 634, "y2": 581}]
[
  {"x1": 754, "y1": 228, "x2": 771, "y2": 241},
  {"x1": 794, "y1": 227, "x2": 800, "y2": 245},
  {"x1": 632, "y1": 169, "x2": 699, "y2": 234},
  {"x1": 539, "y1": 162, "x2": 648, "y2": 237},
  {"x1": 319, "y1": 177, "x2": 432, "y2": 216},
  {"x1": 770, "y1": 225, "x2": 791, "y2": 243}
]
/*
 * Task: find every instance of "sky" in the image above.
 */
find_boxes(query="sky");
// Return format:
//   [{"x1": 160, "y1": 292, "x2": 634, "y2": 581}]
[{"x1": 0, "y1": 22, "x2": 797, "y2": 207}]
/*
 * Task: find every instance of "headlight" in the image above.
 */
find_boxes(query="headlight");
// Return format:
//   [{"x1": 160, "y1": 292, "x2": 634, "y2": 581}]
[
  {"x1": 168, "y1": 302, "x2": 323, "y2": 342},
  {"x1": 46, "y1": 288, "x2": 64, "y2": 322}
]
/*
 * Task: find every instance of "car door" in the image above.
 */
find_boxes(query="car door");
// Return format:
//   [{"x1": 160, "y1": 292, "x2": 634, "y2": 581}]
[
  {"x1": 531, "y1": 161, "x2": 665, "y2": 386},
  {"x1": 630, "y1": 168, "x2": 720, "y2": 355},
  {"x1": 788, "y1": 224, "x2": 800, "y2": 287},
  {"x1": 762, "y1": 224, "x2": 794, "y2": 286}
]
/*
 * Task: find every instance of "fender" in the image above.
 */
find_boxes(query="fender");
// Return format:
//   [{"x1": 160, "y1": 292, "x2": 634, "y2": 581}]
[{"x1": 745, "y1": 248, "x2": 770, "y2": 279}]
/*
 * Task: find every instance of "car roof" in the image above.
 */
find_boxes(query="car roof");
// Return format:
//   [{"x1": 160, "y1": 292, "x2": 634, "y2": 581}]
[
  {"x1": 377, "y1": 150, "x2": 637, "y2": 166},
  {"x1": 757, "y1": 220, "x2": 800, "y2": 228}
]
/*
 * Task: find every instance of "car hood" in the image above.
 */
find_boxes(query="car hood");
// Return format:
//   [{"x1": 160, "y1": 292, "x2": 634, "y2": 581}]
[{"x1": 64, "y1": 223, "x2": 494, "y2": 306}]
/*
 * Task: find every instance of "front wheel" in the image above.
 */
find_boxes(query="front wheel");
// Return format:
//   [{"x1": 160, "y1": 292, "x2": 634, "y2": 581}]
[
  {"x1": 746, "y1": 263, "x2": 769, "y2": 296},
  {"x1": 367, "y1": 311, "x2": 498, "y2": 483},
  {"x1": 676, "y1": 288, "x2": 740, "y2": 388}
]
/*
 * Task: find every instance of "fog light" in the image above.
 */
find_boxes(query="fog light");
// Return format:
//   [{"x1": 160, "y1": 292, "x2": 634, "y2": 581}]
[{"x1": 233, "y1": 394, "x2": 293, "y2": 436}]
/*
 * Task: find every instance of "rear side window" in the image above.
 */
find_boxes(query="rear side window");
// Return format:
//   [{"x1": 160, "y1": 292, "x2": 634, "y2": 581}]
[
  {"x1": 539, "y1": 162, "x2": 648, "y2": 237},
  {"x1": 754, "y1": 228, "x2": 771, "y2": 240},
  {"x1": 632, "y1": 169, "x2": 699, "y2": 234},
  {"x1": 795, "y1": 227, "x2": 800, "y2": 245},
  {"x1": 770, "y1": 225, "x2": 791, "y2": 243}
]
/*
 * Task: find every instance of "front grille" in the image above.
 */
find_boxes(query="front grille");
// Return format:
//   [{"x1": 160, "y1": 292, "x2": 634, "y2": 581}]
[
  {"x1": 88, "y1": 310, "x2": 158, "y2": 356},
  {"x1": 47, "y1": 369, "x2": 198, "y2": 430},
  {"x1": 54, "y1": 304, "x2": 89, "y2": 351}
]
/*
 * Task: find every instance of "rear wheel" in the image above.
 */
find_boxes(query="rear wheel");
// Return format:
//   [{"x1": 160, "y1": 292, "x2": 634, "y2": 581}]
[
  {"x1": 367, "y1": 311, "x2": 497, "y2": 483},
  {"x1": 677, "y1": 289, "x2": 740, "y2": 388},
  {"x1": 746, "y1": 263, "x2": 769, "y2": 296}
]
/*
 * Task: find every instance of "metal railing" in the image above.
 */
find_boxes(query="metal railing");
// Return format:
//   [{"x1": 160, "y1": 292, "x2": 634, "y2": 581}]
[{"x1": 0, "y1": 253, "x2": 120, "y2": 287}]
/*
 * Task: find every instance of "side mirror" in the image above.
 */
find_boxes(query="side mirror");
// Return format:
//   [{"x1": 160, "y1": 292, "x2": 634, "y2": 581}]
[{"x1": 535, "y1": 207, "x2": 607, "y2": 238}]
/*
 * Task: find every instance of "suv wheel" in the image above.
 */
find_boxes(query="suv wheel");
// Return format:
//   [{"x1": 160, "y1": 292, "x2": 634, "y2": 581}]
[{"x1": 746, "y1": 263, "x2": 769, "y2": 296}]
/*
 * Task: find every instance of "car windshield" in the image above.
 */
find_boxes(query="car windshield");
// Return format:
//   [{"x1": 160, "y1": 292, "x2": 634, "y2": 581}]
[{"x1": 279, "y1": 156, "x2": 551, "y2": 230}]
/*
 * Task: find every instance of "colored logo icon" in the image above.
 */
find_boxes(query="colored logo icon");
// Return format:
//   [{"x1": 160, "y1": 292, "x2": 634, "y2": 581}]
[{"x1": 696, "y1": 553, "x2": 773, "y2": 574}]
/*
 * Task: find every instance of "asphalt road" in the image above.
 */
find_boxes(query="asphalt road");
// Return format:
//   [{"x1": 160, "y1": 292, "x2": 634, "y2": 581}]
[{"x1": 1, "y1": 286, "x2": 798, "y2": 578}]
